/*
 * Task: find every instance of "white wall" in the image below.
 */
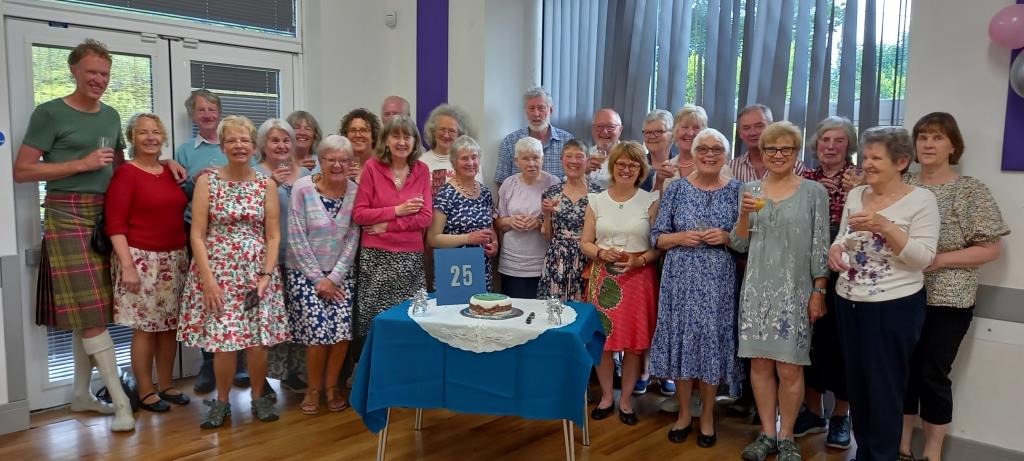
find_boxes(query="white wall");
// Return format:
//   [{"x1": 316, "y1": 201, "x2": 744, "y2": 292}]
[
  {"x1": 904, "y1": 0, "x2": 1024, "y2": 453},
  {"x1": 302, "y1": 0, "x2": 418, "y2": 133}
]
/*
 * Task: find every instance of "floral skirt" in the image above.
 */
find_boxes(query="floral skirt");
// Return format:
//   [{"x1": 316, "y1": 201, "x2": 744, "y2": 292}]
[
  {"x1": 584, "y1": 260, "x2": 658, "y2": 353},
  {"x1": 113, "y1": 247, "x2": 188, "y2": 332}
]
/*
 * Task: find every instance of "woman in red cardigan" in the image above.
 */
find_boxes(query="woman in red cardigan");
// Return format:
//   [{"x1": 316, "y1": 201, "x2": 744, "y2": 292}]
[
  {"x1": 105, "y1": 113, "x2": 189, "y2": 412},
  {"x1": 352, "y1": 116, "x2": 432, "y2": 343}
]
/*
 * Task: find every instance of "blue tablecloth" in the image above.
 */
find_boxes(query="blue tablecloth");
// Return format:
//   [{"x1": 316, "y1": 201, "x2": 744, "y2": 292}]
[{"x1": 351, "y1": 300, "x2": 606, "y2": 432}]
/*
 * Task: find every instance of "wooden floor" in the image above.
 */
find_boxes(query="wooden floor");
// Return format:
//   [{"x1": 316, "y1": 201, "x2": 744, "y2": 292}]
[{"x1": 0, "y1": 379, "x2": 857, "y2": 460}]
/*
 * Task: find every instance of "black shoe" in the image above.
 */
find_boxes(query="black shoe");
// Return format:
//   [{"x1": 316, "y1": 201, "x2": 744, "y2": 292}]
[
  {"x1": 194, "y1": 360, "x2": 215, "y2": 394},
  {"x1": 697, "y1": 431, "x2": 717, "y2": 448},
  {"x1": 159, "y1": 388, "x2": 191, "y2": 406},
  {"x1": 590, "y1": 404, "x2": 614, "y2": 420},
  {"x1": 139, "y1": 393, "x2": 171, "y2": 413},
  {"x1": 667, "y1": 425, "x2": 693, "y2": 443},
  {"x1": 618, "y1": 408, "x2": 638, "y2": 425},
  {"x1": 233, "y1": 370, "x2": 251, "y2": 388}
]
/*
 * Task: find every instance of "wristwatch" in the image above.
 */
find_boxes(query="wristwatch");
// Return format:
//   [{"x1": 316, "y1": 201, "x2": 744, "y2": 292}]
[{"x1": 812, "y1": 287, "x2": 827, "y2": 295}]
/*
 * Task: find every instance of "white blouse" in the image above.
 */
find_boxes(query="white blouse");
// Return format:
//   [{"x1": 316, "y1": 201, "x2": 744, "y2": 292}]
[
  {"x1": 589, "y1": 188, "x2": 659, "y2": 253},
  {"x1": 833, "y1": 185, "x2": 940, "y2": 302}
]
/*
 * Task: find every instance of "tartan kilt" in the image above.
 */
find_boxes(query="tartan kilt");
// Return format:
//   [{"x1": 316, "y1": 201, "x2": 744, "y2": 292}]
[{"x1": 36, "y1": 192, "x2": 114, "y2": 330}]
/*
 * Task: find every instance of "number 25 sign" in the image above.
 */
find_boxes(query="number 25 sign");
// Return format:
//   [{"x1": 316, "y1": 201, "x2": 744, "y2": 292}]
[{"x1": 434, "y1": 247, "x2": 485, "y2": 305}]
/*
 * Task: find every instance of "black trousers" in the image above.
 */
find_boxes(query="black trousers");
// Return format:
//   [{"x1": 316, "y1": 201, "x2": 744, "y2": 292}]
[
  {"x1": 806, "y1": 271, "x2": 848, "y2": 401},
  {"x1": 501, "y1": 274, "x2": 540, "y2": 299},
  {"x1": 835, "y1": 290, "x2": 925, "y2": 461},
  {"x1": 903, "y1": 305, "x2": 974, "y2": 425}
]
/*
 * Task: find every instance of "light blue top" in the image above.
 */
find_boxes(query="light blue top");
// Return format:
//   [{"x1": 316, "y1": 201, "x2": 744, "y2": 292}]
[{"x1": 175, "y1": 136, "x2": 255, "y2": 223}]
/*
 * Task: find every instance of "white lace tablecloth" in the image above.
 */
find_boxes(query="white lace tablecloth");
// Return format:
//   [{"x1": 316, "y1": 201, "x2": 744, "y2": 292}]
[{"x1": 408, "y1": 298, "x2": 577, "y2": 353}]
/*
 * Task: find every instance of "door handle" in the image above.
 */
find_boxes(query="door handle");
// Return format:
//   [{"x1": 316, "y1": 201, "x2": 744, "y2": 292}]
[{"x1": 25, "y1": 247, "x2": 41, "y2": 267}]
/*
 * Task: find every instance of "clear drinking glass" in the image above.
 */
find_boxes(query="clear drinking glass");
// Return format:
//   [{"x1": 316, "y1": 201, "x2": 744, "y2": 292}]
[{"x1": 749, "y1": 185, "x2": 766, "y2": 232}]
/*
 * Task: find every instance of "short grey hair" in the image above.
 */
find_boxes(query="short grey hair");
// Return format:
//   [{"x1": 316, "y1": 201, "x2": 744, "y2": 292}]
[
  {"x1": 692, "y1": 128, "x2": 731, "y2": 155},
  {"x1": 317, "y1": 134, "x2": 353, "y2": 158},
  {"x1": 808, "y1": 116, "x2": 858, "y2": 161},
  {"x1": 861, "y1": 126, "x2": 914, "y2": 168},
  {"x1": 514, "y1": 137, "x2": 543, "y2": 159},
  {"x1": 737, "y1": 104, "x2": 774, "y2": 123},
  {"x1": 256, "y1": 118, "x2": 295, "y2": 161},
  {"x1": 185, "y1": 89, "x2": 221, "y2": 117},
  {"x1": 523, "y1": 86, "x2": 553, "y2": 106},
  {"x1": 644, "y1": 109, "x2": 674, "y2": 130},
  {"x1": 423, "y1": 104, "x2": 476, "y2": 149},
  {"x1": 451, "y1": 135, "x2": 481, "y2": 157}
]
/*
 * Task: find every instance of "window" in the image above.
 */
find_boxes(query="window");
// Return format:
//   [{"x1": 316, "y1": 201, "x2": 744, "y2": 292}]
[
  {"x1": 31, "y1": 44, "x2": 154, "y2": 382},
  {"x1": 189, "y1": 61, "x2": 281, "y2": 135},
  {"x1": 53, "y1": 0, "x2": 297, "y2": 36}
]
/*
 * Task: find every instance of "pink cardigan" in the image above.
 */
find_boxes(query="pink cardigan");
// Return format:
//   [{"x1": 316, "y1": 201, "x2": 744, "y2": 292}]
[{"x1": 352, "y1": 157, "x2": 432, "y2": 252}]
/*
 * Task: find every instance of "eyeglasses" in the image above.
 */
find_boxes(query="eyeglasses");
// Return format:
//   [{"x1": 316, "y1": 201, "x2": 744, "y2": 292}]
[
  {"x1": 642, "y1": 129, "x2": 668, "y2": 138},
  {"x1": 763, "y1": 146, "x2": 796, "y2": 157},
  {"x1": 695, "y1": 146, "x2": 727, "y2": 156},
  {"x1": 347, "y1": 127, "x2": 371, "y2": 135},
  {"x1": 593, "y1": 124, "x2": 621, "y2": 132},
  {"x1": 437, "y1": 127, "x2": 459, "y2": 136},
  {"x1": 322, "y1": 157, "x2": 354, "y2": 165},
  {"x1": 614, "y1": 161, "x2": 642, "y2": 171}
]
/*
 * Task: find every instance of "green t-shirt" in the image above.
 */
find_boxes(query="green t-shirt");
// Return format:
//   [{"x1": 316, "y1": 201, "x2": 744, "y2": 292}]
[{"x1": 22, "y1": 98, "x2": 127, "y2": 194}]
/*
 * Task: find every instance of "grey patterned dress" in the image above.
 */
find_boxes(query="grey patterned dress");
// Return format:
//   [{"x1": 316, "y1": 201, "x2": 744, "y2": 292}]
[{"x1": 729, "y1": 179, "x2": 830, "y2": 365}]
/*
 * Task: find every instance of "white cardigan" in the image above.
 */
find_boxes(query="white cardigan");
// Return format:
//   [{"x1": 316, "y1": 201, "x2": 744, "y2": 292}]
[{"x1": 833, "y1": 185, "x2": 940, "y2": 302}]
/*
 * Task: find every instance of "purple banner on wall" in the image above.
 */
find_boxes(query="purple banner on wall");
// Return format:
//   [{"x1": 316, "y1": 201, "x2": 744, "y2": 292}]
[
  {"x1": 1001, "y1": 0, "x2": 1024, "y2": 171},
  {"x1": 416, "y1": 0, "x2": 449, "y2": 135}
]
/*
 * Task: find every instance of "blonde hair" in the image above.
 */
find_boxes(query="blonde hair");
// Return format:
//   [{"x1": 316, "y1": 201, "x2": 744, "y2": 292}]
[
  {"x1": 759, "y1": 121, "x2": 804, "y2": 153},
  {"x1": 217, "y1": 115, "x2": 257, "y2": 143},
  {"x1": 125, "y1": 113, "x2": 168, "y2": 158}
]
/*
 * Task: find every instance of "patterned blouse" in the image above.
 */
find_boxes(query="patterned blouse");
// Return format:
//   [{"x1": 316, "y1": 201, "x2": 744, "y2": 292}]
[
  {"x1": 802, "y1": 163, "x2": 862, "y2": 230},
  {"x1": 905, "y1": 173, "x2": 1010, "y2": 308}
]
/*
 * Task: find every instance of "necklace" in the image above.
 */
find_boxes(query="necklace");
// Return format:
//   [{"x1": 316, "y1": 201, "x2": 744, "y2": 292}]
[
  {"x1": 392, "y1": 166, "x2": 409, "y2": 186},
  {"x1": 452, "y1": 178, "x2": 480, "y2": 198},
  {"x1": 678, "y1": 161, "x2": 695, "y2": 169}
]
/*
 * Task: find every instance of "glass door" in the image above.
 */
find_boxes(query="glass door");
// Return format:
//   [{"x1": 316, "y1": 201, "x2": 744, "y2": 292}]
[{"x1": 5, "y1": 18, "x2": 172, "y2": 410}]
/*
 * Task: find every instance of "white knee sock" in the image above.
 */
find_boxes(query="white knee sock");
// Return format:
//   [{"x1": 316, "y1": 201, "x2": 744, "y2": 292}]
[
  {"x1": 82, "y1": 331, "x2": 135, "y2": 432},
  {"x1": 69, "y1": 331, "x2": 114, "y2": 414}
]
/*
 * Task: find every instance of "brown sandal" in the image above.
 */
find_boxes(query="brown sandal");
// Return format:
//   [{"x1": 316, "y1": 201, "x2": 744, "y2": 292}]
[
  {"x1": 300, "y1": 389, "x2": 321, "y2": 415},
  {"x1": 326, "y1": 387, "x2": 348, "y2": 412}
]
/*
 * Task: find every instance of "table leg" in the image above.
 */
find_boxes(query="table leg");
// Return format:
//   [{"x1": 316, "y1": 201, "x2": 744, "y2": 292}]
[
  {"x1": 414, "y1": 408, "x2": 423, "y2": 431},
  {"x1": 582, "y1": 395, "x2": 590, "y2": 446},
  {"x1": 562, "y1": 419, "x2": 576, "y2": 461},
  {"x1": 376, "y1": 409, "x2": 391, "y2": 461}
]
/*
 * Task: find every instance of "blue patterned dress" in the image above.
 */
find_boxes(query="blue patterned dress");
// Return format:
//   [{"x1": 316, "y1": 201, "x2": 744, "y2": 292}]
[
  {"x1": 285, "y1": 195, "x2": 354, "y2": 345},
  {"x1": 434, "y1": 182, "x2": 495, "y2": 290},
  {"x1": 537, "y1": 181, "x2": 601, "y2": 301},
  {"x1": 648, "y1": 178, "x2": 743, "y2": 385}
]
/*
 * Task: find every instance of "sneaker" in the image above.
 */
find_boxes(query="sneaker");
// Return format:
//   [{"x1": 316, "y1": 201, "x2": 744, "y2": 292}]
[
  {"x1": 660, "y1": 379, "x2": 677, "y2": 396},
  {"x1": 199, "y1": 399, "x2": 231, "y2": 429},
  {"x1": 741, "y1": 433, "x2": 778, "y2": 461},
  {"x1": 251, "y1": 395, "x2": 279, "y2": 422},
  {"x1": 793, "y1": 406, "x2": 827, "y2": 437},
  {"x1": 280, "y1": 374, "x2": 308, "y2": 393},
  {"x1": 826, "y1": 415, "x2": 852, "y2": 449},
  {"x1": 632, "y1": 377, "x2": 650, "y2": 395},
  {"x1": 777, "y1": 438, "x2": 803, "y2": 461}
]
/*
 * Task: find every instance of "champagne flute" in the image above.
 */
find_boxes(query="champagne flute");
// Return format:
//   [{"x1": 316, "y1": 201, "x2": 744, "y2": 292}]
[{"x1": 749, "y1": 184, "x2": 766, "y2": 232}]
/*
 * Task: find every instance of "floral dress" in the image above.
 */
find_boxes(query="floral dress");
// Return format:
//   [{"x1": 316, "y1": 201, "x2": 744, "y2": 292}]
[
  {"x1": 434, "y1": 182, "x2": 495, "y2": 290},
  {"x1": 177, "y1": 170, "x2": 289, "y2": 352},
  {"x1": 648, "y1": 178, "x2": 743, "y2": 385},
  {"x1": 537, "y1": 181, "x2": 601, "y2": 301}
]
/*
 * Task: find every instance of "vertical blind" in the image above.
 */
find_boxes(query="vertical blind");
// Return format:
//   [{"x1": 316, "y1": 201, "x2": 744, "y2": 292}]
[{"x1": 54, "y1": 0, "x2": 297, "y2": 36}]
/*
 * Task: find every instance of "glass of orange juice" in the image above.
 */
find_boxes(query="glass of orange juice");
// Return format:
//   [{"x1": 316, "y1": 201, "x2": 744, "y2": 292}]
[{"x1": 749, "y1": 184, "x2": 766, "y2": 232}]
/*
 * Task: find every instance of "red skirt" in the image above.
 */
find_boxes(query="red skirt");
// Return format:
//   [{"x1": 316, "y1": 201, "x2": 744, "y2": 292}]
[{"x1": 584, "y1": 260, "x2": 658, "y2": 353}]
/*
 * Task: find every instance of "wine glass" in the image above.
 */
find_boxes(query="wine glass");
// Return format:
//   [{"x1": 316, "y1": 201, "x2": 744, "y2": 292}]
[
  {"x1": 749, "y1": 184, "x2": 767, "y2": 232},
  {"x1": 609, "y1": 232, "x2": 630, "y2": 262}
]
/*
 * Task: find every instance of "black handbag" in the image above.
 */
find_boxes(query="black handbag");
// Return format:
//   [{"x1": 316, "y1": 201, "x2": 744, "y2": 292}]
[
  {"x1": 91, "y1": 213, "x2": 113, "y2": 255},
  {"x1": 95, "y1": 369, "x2": 141, "y2": 412}
]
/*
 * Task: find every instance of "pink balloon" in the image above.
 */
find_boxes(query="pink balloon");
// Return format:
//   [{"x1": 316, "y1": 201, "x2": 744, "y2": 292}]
[{"x1": 990, "y1": 4, "x2": 1024, "y2": 49}]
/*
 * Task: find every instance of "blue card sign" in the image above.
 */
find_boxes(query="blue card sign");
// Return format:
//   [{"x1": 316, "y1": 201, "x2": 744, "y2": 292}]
[{"x1": 434, "y1": 247, "x2": 486, "y2": 306}]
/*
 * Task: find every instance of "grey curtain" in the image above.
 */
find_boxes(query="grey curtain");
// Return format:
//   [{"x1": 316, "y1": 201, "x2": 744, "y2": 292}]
[{"x1": 543, "y1": 0, "x2": 909, "y2": 165}]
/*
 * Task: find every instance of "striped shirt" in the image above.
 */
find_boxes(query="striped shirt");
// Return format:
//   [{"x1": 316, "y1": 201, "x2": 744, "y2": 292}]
[
  {"x1": 494, "y1": 125, "x2": 575, "y2": 184},
  {"x1": 727, "y1": 151, "x2": 809, "y2": 183}
]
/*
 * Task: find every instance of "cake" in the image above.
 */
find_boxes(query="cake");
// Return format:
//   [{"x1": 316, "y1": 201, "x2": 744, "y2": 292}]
[{"x1": 468, "y1": 293, "x2": 513, "y2": 316}]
